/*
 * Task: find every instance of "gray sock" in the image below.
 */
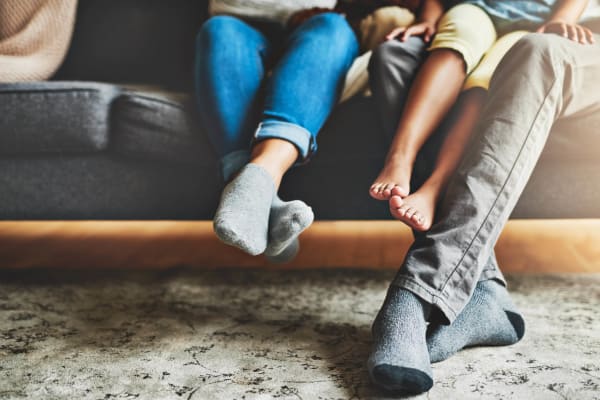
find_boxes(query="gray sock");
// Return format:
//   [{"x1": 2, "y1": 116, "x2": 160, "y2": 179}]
[
  {"x1": 427, "y1": 279, "x2": 525, "y2": 363},
  {"x1": 264, "y1": 195, "x2": 314, "y2": 263},
  {"x1": 368, "y1": 286, "x2": 433, "y2": 394},
  {"x1": 265, "y1": 237, "x2": 300, "y2": 264},
  {"x1": 213, "y1": 163, "x2": 275, "y2": 256}
]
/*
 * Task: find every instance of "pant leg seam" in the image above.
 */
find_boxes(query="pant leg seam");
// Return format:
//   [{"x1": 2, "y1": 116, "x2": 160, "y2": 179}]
[
  {"x1": 394, "y1": 275, "x2": 459, "y2": 320},
  {"x1": 439, "y1": 74, "x2": 561, "y2": 294}
]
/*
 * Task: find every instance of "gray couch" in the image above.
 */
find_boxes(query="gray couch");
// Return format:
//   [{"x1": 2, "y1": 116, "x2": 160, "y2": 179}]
[{"x1": 1, "y1": 0, "x2": 599, "y2": 221}]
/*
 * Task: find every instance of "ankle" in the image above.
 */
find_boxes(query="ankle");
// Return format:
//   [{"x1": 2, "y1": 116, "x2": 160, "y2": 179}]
[
  {"x1": 249, "y1": 159, "x2": 284, "y2": 188},
  {"x1": 385, "y1": 151, "x2": 416, "y2": 169},
  {"x1": 418, "y1": 177, "x2": 445, "y2": 202},
  {"x1": 386, "y1": 287, "x2": 431, "y2": 320},
  {"x1": 250, "y1": 139, "x2": 299, "y2": 188}
]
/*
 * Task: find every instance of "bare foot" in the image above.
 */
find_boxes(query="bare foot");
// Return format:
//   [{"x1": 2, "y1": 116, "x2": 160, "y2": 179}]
[
  {"x1": 369, "y1": 156, "x2": 412, "y2": 200},
  {"x1": 388, "y1": 185, "x2": 438, "y2": 231}
]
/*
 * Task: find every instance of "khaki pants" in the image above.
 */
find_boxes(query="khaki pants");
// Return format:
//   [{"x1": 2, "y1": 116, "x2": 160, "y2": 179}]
[{"x1": 393, "y1": 33, "x2": 600, "y2": 322}]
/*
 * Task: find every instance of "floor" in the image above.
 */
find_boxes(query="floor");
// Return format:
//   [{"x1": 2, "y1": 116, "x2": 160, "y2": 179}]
[{"x1": 0, "y1": 268, "x2": 598, "y2": 400}]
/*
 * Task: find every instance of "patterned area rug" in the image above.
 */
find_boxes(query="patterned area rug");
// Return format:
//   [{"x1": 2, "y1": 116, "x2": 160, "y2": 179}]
[{"x1": 0, "y1": 268, "x2": 598, "y2": 400}]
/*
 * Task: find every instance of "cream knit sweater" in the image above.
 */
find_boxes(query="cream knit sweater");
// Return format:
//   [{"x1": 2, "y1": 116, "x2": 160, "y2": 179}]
[{"x1": 0, "y1": 0, "x2": 77, "y2": 82}]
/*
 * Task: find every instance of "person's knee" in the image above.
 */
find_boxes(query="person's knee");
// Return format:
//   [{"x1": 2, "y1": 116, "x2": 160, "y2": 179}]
[
  {"x1": 432, "y1": 3, "x2": 495, "y2": 73},
  {"x1": 196, "y1": 15, "x2": 246, "y2": 48},
  {"x1": 371, "y1": 37, "x2": 425, "y2": 65},
  {"x1": 510, "y1": 33, "x2": 555, "y2": 59},
  {"x1": 305, "y1": 12, "x2": 356, "y2": 47},
  {"x1": 360, "y1": 6, "x2": 415, "y2": 51},
  {"x1": 438, "y1": 3, "x2": 493, "y2": 41},
  {"x1": 368, "y1": 38, "x2": 425, "y2": 80},
  {"x1": 496, "y1": 33, "x2": 562, "y2": 78},
  {"x1": 488, "y1": 33, "x2": 567, "y2": 98}
]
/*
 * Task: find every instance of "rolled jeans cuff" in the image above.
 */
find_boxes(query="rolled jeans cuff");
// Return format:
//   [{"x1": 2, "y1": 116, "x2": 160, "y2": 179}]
[
  {"x1": 220, "y1": 149, "x2": 251, "y2": 182},
  {"x1": 254, "y1": 120, "x2": 314, "y2": 161}
]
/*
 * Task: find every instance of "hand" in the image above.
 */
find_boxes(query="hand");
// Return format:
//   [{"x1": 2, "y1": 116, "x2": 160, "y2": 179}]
[
  {"x1": 537, "y1": 20, "x2": 595, "y2": 44},
  {"x1": 386, "y1": 21, "x2": 436, "y2": 43}
]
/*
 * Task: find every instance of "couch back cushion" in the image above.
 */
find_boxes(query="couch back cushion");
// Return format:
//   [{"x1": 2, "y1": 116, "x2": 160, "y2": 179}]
[{"x1": 55, "y1": 0, "x2": 208, "y2": 90}]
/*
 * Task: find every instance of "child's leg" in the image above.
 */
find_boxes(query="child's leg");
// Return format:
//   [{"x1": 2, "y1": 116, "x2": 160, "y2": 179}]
[
  {"x1": 390, "y1": 88, "x2": 486, "y2": 229},
  {"x1": 370, "y1": 48, "x2": 468, "y2": 200},
  {"x1": 370, "y1": 3, "x2": 496, "y2": 201},
  {"x1": 389, "y1": 31, "x2": 528, "y2": 231}
]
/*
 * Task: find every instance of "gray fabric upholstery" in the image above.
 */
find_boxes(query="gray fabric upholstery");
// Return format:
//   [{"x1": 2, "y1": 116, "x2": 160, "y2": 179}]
[
  {"x1": 111, "y1": 88, "x2": 216, "y2": 166},
  {"x1": 0, "y1": 82, "x2": 118, "y2": 155},
  {"x1": 512, "y1": 158, "x2": 600, "y2": 219},
  {"x1": 0, "y1": 155, "x2": 220, "y2": 220},
  {"x1": 541, "y1": 117, "x2": 600, "y2": 162}
]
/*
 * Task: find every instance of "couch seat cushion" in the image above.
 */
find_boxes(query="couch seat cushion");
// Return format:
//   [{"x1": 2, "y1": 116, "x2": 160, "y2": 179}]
[{"x1": 0, "y1": 82, "x2": 118, "y2": 155}]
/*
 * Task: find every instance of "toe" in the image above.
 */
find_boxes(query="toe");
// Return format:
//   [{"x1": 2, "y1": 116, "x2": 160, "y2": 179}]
[
  {"x1": 370, "y1": 183, "x2": 383, "y2": 199},
  {"x1": 412, "y1": 214, "x2": 430, "y2": 232},
  {"x1": 391, "y1": 185, "x2": 409, "y2": 198},
  {"x1": 412, "y1": 212, "x2": 425, "y2": 226},
  {"x1": 382, "y1": 184, "x2": 393, "y2": 199},
  {"x1": 389, "y1": 197, "x2": 406, "y2": 219},
  {"x1": 371, "y1": 182, "x2": 395, "y2": 200},
  {"x1": 389, "y1": 195, "x2": 403, "y2": 208},
  {"x1": 404, "y1": 207, "x2": 417, "y2": 219},
  {"x1": 411, "y1": 212, "x2": 422, "y2": 222},
  {"x1": 398, "y1": 205, "x2": 410, "y2": 217}
]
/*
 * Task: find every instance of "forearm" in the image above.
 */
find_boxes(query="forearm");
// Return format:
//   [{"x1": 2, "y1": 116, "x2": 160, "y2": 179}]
[
  {"x1": 547, "y1": 0, "x2": 589, "y2": 23},
  {"x1": 417, "y1": 0, "x2": 444, "y2": 24}
]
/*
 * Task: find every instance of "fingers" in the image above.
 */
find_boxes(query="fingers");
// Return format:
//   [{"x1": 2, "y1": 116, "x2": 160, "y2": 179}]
[
  {"x1": 549, "y1": 21, "x2": 570, "y2": 39},
  {"x1": 578, "y1": 25, "x2": 595, "y2": 44},
  {"x1": 584, "y1": 27, "x2": 596, "y2": 44},
  {"x1": 567, "y1": 23, "x2": 579, "y2": 43},
  {"x1": 387, "y1": 23, "x2": 437, "y2": 43},
  {"x1": 400, "y1": 25, "x2": 425, "y2": 42},
  {"x1": 538, "y1": 21, "x2": 596, "y2": 45},
  {"x1": 565, "y1": 24, "x2": 595, "y2": 44},
  {"x1": 386, "y1": 27, "x2": 406, "y2": 41},
  {"x1": 400, "y1": 26, "x2": 417, "y2": 42},
  {"x1": 423, "y1": 26, "x2": 435, "y2": 43}
]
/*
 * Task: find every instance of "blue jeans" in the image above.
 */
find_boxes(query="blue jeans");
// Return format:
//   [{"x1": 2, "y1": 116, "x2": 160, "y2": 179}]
[{"x1": 194, "y1": 13, "x2": 358, "y2": 180}]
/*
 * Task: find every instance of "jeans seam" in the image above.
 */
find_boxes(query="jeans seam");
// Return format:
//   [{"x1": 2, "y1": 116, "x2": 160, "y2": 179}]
[{"x1": 439, "y1": 74, "x2": 560, "y2": 294}]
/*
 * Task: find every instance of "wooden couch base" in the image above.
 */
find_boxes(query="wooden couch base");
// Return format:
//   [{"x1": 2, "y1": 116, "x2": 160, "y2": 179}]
[{"x1": 0, "y1": 220, "x2": 599, "y2": 272}]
